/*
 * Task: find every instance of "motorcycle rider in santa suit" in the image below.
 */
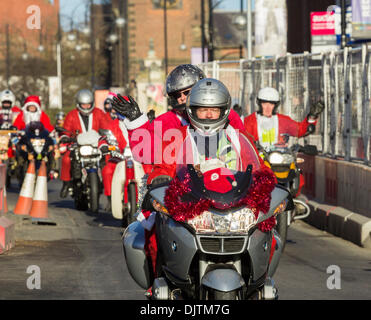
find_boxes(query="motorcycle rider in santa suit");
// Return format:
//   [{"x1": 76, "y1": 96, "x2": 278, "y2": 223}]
[
  {"x1": 110, "y1": 64, "x2": 246, "y2": 166},
  {"x1": 98, "y1": 92, "x2": 129, "y2": 211},
  {"x1": 59, "y1": 89, "x2": 112, "y2": 198},
  {"x1": 243, "y1": 87, "x2": 324, "y2": 194},
  {"x1": 243, "y1": 87, "x2": 324, "y2": 149},
  {"x1": 0, "y1": 89, "x2": 22, "y2": 129},
  {"x1": 134, "y1": 78, "x2": 280, "y2": 289},
  {"x1": 13, "y1": 95, "x2": 54, "y2": 133},
  {"x1": 0, "y1": 90, "x2": 22, "y2": 168}
]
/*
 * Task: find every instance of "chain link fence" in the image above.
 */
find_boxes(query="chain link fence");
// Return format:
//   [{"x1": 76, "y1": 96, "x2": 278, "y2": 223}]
[{"x1": 199, "y1": 44, "x2": 371, "y2": 166}]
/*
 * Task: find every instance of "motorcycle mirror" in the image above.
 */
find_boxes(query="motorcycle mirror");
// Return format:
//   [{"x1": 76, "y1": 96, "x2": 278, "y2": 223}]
[
  {"x1": 149, "y1": 186, "x2": 168, "y2": 207},
  {"x1": 301, "y1": 144, "x2": 318, "y2": 156}
]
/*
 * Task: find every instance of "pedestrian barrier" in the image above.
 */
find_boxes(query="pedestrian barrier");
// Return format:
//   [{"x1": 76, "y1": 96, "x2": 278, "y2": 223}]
[
  {"x1": 0, "y1": 163, "x2": 15, "y2": 254},
  {"x1": 3, "y1": 187, "x2": 8, "y2": 214},
  {"x1": 29, "y1": 160, "x2": 49, "y2": 220},
  {"x1": 13, "y1": 160, "x2": 36, "y2": 215}
]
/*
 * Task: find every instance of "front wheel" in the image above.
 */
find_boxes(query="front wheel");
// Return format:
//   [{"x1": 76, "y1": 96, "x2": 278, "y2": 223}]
[
  {"x1": 206, "y1": 289, "x2": 239, "y2": 300},
  {"x1": 124, "y1": 182, "x2": 137, "y2": 226},
  {"x1": 88, "y1": 172, "x2": 100, "y2": 213}
]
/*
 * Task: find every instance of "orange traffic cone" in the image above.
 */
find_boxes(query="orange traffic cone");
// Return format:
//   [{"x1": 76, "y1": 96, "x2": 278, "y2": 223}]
[
  {"x1": 13, "y1": 160, "x2": 36, "y2": 215},
  {"x1": 29, "y1": 161, "x2": 49, "y2": 219}
]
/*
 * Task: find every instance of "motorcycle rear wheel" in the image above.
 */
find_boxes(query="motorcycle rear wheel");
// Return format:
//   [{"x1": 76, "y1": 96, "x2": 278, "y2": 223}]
[{"x1": 88, "y1": 172, "x2": 100, "y2": 213}]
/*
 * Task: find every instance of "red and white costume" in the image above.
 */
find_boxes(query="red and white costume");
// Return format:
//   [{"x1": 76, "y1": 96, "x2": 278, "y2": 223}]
[
  {"x1": 124, "y1": 109, "x2": 246, "y2": 165},
  {"x1": 13, "y1": 95, "x2": 54, "y2": 133},
  {"x1": 60, "y1": 108, "x2": 112, "y2": 182},
  {"x1": 243, "y1": 112, "x2": 316, "y2": 148}
]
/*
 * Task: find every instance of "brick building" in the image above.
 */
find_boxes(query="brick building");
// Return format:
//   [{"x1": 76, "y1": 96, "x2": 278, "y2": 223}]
[
  {"x1": 0, "y1": 0, "x2": 59, "y2": 58},
  {"x1": 126, "y1": 0, "x2": 205, "y2": 82}
]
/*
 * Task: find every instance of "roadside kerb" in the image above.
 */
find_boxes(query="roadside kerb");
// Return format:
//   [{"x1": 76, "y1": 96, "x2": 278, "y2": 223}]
[{"x1": 304, "y1": 199, "x2": 371, "y2": 249}]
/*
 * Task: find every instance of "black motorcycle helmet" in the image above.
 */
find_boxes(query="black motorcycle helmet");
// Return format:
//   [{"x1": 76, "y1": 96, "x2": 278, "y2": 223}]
[
  {"x1": 26, "y1": 121, "x2": 48, "y2": 138},
  {"x1": 166, "y1": 64, "x2": 206, "y2": 112}
]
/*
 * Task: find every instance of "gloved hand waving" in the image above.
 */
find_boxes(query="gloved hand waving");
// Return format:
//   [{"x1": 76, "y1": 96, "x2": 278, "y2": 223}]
[
  {"x1": 309, "y1": 101, "x2": 325, "y2": 119},
  {"x1": 111, "y1": 94, "x2": 142, "y2": 121}
]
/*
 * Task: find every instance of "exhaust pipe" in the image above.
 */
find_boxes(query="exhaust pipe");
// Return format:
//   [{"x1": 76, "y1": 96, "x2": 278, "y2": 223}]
[{"x1": 293, "y1": 199, "x2": 311, "y2": 220}]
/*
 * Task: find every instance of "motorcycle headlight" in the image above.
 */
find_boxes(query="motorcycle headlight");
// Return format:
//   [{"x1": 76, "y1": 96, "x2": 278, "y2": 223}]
[
  {"x1": 31, "y1": 139, "x2": 45, "y2": 154},
  {"x1": 31, "y1": 139, "x2": 45, "y2": 147},
  {"x1": 80, "y1": 145, "x2": 94, "y2": 156},
  {"x1": 268, "y1": 152, "x2": 294, "y2": 165},
  {"x1": 187, "y1": 208, "x2": 257, "y2": 234}
]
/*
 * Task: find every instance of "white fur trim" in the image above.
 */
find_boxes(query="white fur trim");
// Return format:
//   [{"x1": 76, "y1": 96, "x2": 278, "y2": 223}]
[
  {"x1": 124, "y1": 113, "x2": 148, "y2": 130},
  {"x1": 22, "y1": 102, "x2": 41, "y2": 111}
]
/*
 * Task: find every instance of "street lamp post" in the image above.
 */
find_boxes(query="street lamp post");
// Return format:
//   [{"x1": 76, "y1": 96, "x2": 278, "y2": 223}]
[
  {"x1": 57, "y1": 11, "x2": 63, "y2": 109},
  {"x1": 164, "y1": 0, "x2": 168, "y2": 76},
  {"x1": 90, "y1": 0, "x2": 96, "y2": 89},
  {"x1": 5, "y1": 24, "x2": 10, "y2": 87},
  {"x1": 246, "y1": 0, "x2": 252, "y2": 60}
]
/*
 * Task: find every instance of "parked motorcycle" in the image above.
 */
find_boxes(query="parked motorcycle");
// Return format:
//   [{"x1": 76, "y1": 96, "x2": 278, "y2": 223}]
[
  {"x1": 59, "y1": 128, "x2": 104, "y2": 213},
  {"x1": 123, "y1": 132, "x2": 293, "y2": 300},
  {"x1": 99, "y1": 129, "x2": 144, "y2": 227},
  {"x1": 257, "y1": 134, "x2": 317, "y2": 250},
  {"x1": 16, "y1": 121, "x2": 55, "y2": 186}
]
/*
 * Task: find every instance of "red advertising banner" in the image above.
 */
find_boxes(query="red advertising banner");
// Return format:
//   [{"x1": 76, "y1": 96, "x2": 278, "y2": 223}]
[{"x1": 310, "y1": 12, "x2": 335, "y2": 36}]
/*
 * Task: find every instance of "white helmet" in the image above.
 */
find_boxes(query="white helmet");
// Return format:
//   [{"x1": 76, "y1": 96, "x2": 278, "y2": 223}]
[
  {"x1": 0, "y1": 90, "x2": 16, "y2": 109},
  {"x1": 257, "y1": 87, "x2": 280, "y2": 114}
]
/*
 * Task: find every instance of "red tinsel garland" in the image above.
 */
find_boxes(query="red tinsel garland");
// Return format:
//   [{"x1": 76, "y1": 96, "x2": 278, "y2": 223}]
[{"x1": 164, "y1": 167, "x2": 277, "y2": 232}]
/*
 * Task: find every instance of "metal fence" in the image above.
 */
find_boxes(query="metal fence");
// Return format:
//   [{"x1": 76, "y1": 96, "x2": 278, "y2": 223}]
[{"x1": 198, "y1": 44, "x2": 371, "y2": 166}]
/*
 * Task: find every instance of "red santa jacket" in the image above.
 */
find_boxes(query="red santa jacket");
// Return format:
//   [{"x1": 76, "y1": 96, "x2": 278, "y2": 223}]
[
  {"x1": 147, "y1": 125, "x2": 266, "y2": 185},
  {"x1": 63, "y1": 108, "x2": 112, "y2": 137},
  {"x1": 14, "y1": 110, "x2": 54, "y2": 132},
  {"x1": 243, "y1": 112, "x2": 316, "y2": 144},
  {"x1": 125, "y1": 109, "x2": 246, "y2": 165},
  {"x1": 100, "y1": 118, "x2": 127, "y2": 152}
]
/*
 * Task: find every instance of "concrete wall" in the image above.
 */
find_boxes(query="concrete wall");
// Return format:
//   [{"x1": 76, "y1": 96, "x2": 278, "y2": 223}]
[
  {"x1": 298, "y1": 155, "x2": 371, "y2": 248},
  {"x1": 299, "y1": 155, "x2": 371, "y2": 218}
]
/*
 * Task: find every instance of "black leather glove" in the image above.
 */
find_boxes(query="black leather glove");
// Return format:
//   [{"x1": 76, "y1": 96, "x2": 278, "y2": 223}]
[
  {"x1": 111, "y1": 94, "x2": 142, "y2": 121},
  {"x1": 309, "y1": 101, "x2": 325, "y2": 119}
]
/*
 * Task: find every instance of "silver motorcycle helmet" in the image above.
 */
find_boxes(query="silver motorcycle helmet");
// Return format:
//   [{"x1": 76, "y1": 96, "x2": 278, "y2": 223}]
[
  {"x1": 256, "y1": 87, "x2": 280, "y2": 115},
  {"x1": 166, "y1": 64, "x2": 206, "y2": 111},
  {"x1": 186, "y1": 78, "x2": 231, "y2": 134},
  {"x1": 76, "y1": 89, "x2": 95, "y2": 115}
]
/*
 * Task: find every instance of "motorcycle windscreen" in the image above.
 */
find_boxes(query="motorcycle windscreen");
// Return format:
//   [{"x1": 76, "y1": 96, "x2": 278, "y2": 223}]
[{"x1": 175, "y1": 129, "x2": 262, "y2": 209}]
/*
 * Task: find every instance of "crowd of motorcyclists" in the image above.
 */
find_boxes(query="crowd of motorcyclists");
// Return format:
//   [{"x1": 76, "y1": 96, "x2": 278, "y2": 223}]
[{"x1": 0, "y1": 63, "x2": 324, "y2": 299}]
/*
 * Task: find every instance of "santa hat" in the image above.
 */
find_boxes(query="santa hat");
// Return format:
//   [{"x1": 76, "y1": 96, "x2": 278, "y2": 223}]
[
  {"x1": 23, "y1": 95, "x2": 41, "y2": 111},
  {"x1": 203, "y1": 167, "x2": 236, "y2": 194}
]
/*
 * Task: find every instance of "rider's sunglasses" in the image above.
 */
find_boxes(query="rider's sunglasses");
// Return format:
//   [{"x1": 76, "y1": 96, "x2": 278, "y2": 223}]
[{"x1": 173, "y1": 89, "x2": 191, "y2": 99}]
